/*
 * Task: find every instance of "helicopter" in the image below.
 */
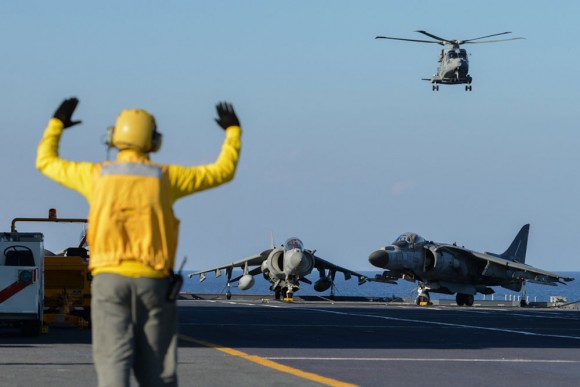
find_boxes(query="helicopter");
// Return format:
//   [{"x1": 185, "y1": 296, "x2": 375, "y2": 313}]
[{"x1": 375, "y1": 31, "x2": 524, "y2": 91}]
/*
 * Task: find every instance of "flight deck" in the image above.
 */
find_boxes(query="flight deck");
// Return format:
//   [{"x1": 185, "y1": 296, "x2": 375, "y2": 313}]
[{"x1": 1, "y1": 295, "x2": 579, "y2": 387}]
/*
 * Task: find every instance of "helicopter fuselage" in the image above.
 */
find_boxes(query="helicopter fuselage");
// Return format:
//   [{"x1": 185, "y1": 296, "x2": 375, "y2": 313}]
[{"x1": 431, "y1": 47, "x2": 471, "y2": 84}]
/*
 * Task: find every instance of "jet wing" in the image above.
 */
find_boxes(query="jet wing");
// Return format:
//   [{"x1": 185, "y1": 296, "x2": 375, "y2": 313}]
[
  {"x1": 188, "y1": 250, "x2": 272, "y2": 281},
  {"x1": 311, "y1": 254, "x2": 367, "y2": 285},
  {"x1": 437, "y1": 245, "x2": 574, "y2": 284},
  {"x1": 366, "y1": 271, "x2": 402, "y2": 285}
]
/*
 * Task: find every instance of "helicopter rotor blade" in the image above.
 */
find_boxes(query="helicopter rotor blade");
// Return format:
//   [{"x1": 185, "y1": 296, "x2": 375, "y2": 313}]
[
  {"x1": 375, "y1": 36, "x2": 442, "y2": 44},
  {"x1": 463, "y1": 31, "x2": 514, "y2": 43},
  {"x1": 377, "y1": 31, "x2": 524, "y2": 47},
  {"x1": 415, "y1": 30, "x2": 451, "y2": 43},
  {"x1": 464, "y1": 37, "x2": 525, "y2": 44}
]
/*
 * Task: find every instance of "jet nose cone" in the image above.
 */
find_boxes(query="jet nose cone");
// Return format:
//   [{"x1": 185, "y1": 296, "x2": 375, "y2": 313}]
[
  {"x1": 368, "y1": 249, "x2": 389, "y2": 268},
  {"x1": 289, "y1": 250, "x2": 303, "y2": 266}
]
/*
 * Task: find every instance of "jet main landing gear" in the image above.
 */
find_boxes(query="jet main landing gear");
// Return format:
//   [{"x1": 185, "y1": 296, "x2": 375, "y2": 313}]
[{"x1": 456, "y1": 293, "x2": 474, "y2": 306}]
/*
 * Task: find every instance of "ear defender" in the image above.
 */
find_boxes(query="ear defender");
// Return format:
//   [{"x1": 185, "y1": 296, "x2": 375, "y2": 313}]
[
  {"x1": 150, "y1": 130, "x2": 162, "y2": 153},
  {"x1": 105, "y1": 126, "x2": 115, "y2": 148}
]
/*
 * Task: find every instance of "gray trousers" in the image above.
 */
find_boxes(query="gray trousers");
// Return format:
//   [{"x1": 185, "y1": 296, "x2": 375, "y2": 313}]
[{"x1": 91, "y1": 273, "x2": 178, "y2": 387}]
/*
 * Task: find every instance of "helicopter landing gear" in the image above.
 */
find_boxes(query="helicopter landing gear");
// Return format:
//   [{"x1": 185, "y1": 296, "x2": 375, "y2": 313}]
[
  {"x1": 465, "y1": 85, "x2": 472, "y2": 91},
  {"x1": 432, "y1": 84, "x2": 439, "y2": 91}
]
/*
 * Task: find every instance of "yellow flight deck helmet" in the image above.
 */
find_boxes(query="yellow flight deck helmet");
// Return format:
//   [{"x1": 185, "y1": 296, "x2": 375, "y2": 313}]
[{"x1": 108, "y1": 109, "x2": 162, "y2": 152}]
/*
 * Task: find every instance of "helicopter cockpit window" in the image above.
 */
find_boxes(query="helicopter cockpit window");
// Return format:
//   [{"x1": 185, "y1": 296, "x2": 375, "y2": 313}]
[
  {"x1": 458, "y1": 50, "x2": 467, "y2": 59},
  {"x1": 448, "y1": 51, "x2": 457, "y2": 59},
  {"x1": 284, "y1": 238, "x2": 304, "y2": 251}
]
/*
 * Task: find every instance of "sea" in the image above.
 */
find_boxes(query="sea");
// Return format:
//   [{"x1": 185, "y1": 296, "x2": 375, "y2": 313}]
[{"x1": 183, "y1": 270, "x2": 580, "y2": 304}]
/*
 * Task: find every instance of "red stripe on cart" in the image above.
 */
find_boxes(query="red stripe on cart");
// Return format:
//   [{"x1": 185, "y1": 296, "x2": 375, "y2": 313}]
[{"x1": 0, "y1": 281, "x2": 29, "y2": 303}]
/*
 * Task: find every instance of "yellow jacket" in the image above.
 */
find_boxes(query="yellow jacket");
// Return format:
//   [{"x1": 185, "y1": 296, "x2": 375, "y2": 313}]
[{"x1": 36, "y1": 118, "x2": 241, "y2": 278}]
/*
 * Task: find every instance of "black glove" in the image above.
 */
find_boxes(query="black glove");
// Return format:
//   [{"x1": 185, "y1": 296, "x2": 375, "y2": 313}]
[
  {"x1": 214, "y1": 102, "x2": 240, "y2": 130},
  {"x1": 53, "y1": 97, "x2": 82, "y2": 129}
]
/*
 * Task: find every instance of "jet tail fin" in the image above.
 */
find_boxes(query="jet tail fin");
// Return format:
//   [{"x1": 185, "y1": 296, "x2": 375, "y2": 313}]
[{"x1": 499, "y1": 224, "x2": 530, "y2": 263}]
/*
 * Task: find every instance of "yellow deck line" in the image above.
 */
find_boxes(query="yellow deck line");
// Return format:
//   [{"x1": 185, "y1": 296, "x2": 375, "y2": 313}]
[{"x1": 179, "y1": 335, "x2": 358, "y2": 387}]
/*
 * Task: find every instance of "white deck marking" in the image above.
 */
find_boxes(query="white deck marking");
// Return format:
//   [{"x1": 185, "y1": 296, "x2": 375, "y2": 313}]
[
  {"x1": 300, "y1": 307, "x2": 580, "y2": 341},
  {"x1": 455, "y1": 308, "x2": 580, "y2": 321},
  {"x1": 187, "y1": 299, "x2": 580, "y2": 340},
  {"x1": 265, "y1": 357, "x2": 580, "y2": 363}
]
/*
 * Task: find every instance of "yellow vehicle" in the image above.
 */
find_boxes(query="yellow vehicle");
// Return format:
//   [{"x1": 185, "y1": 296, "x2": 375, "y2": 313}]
[{"x1": 10, "y1": 209, "x2": 91, "y2": 330}]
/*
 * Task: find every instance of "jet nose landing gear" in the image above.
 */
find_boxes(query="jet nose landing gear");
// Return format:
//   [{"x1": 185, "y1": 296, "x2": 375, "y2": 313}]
[
  {"x1": 283, "y1": 291, "x2": 294, "y2": 302},
  {"x1": 280, "y1": 287, "x2": 294, "y2": 302},
  {"x1": 416, "y1": 292, "x2": 431, "y2": 306}
]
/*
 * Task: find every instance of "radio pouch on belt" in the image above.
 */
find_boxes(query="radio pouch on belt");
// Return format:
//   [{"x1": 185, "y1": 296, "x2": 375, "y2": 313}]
[{"x1": 166, "y1": 257, "x2": 187, "y2": 302}]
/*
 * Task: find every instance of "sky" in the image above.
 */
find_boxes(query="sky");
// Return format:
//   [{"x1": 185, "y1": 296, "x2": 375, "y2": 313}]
[{"x1": 1, "y1": 1, "x2": 579, "y2": 272}]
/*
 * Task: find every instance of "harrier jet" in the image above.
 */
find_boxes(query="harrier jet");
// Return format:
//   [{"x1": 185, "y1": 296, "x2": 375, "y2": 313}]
[
  {"x1": 368, "y1": 224, "x2": 573, "y2": 306},
  {"x1": 189, "y1": 237, "x2": 366, "y2": 301}
]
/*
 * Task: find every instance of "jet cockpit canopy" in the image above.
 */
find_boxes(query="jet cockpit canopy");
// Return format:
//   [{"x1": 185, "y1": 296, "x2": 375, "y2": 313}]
[
  {"x1": 392, "y1": 233, "x2": 426, "y2": 248},
  {"x1": 284, "y1": 237, "x2": 304, "y2": 251}
]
